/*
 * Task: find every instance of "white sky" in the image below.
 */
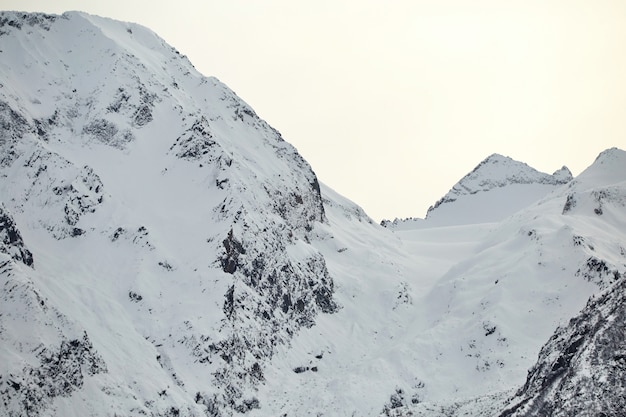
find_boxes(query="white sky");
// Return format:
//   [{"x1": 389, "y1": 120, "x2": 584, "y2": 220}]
[{"x1": 3, "y1": 1, "x2": 626, "y2": 221}]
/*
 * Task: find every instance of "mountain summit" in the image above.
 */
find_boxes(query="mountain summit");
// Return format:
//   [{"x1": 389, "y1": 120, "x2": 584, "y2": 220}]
[
  {"x1": 437, "y1": 153, "x2": 571, "y2": 197},
  {"x1": 383, "y1": 154, "x2": 573, "y2": 229},
  {"x1": 1, "y1": 11, "x2": 625, "y2": 417},
  {"x1": 423, "y1": 153, "x2": 572, "y2": 226}
]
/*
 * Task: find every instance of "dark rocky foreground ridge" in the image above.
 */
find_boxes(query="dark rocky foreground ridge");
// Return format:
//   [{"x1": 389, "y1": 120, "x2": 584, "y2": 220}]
[
  {"x1": 499, "y1": 277, "x2": 626, "y2": 417},
  {"x1": 1, "y1": 10, "x2": 626, "y2": 417}
]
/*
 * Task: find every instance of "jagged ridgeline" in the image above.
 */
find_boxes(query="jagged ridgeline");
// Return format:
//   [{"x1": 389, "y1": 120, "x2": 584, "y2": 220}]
[{"x1": 0, "y1": 11, "x2": 335, "y2": 416}]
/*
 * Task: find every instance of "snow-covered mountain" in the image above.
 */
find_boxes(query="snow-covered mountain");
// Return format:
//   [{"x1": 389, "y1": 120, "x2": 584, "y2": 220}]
[
  {"x1": 1, "y1": 11, "x2": 625, "y2": 417},
  {"x1": 383, "y1": 153, "x2": 573, "y2": 229},
  {"x1": 0, "y1": 11, "x2": 334, "y2": 416}
]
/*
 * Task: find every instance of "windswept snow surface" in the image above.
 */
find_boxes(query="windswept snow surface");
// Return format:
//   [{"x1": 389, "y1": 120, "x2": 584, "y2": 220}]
[{"x1": 1, "y1": 11, "x2": 625, "y2": 417}]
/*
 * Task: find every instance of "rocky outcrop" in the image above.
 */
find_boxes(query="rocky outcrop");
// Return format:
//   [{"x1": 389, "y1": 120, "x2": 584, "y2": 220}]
[
  {"x1": 0, "y1": 205, "x2": 33, "y2": 267},
  {"x1": 499, "y1": 276, "x2": 626, "y2": 417},
  {"x1": 0, "y1": 333, "x2": 107, "y2": 417}
]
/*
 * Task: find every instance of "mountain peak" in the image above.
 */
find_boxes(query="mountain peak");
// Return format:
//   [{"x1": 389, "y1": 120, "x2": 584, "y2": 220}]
[
  {"x1": 567, "y1": 147, "x2": 626, "y2": 191},
  {"x1": 594, "y1": 146, "x2": 625, "y2": 162},
  {"x1": 423, "y1": 154, "x2": 571, "y2": 225},
  {"x1": 483, "y1": 153, "x2": 512, "y2": 163},
  {"x1": 590, "y1": 147, "x2": 626, "y2": 177},
  {"x1": 450, "y1": 153, "x2": 570, "y2": 195},
  {"x1": 552, "y1": 165, "x2": 573, "y2": 182}
]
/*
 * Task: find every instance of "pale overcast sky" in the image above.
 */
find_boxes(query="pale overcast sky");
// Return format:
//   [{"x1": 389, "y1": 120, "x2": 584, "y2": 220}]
[{"x1": 2, "y1": 1, "x2": 625, "y2": 221}]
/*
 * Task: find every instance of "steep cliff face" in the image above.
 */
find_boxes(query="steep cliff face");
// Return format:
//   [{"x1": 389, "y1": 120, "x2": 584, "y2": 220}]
[
  {"x1": 0, "y1": 11, "x2": 335, "y2": 416},
  {"x1": 0, "y1": 205, "x2": 33, "y2": 266},
  {"x1": 499, "y1": 277, "x2": 626, "y2": 417}
]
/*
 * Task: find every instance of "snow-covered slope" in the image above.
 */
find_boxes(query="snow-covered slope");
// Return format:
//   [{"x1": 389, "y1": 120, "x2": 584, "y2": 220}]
[
  {"x1": 0, "y1": 11, "x2": 335, "y2": 416},
  {"x1": 1, "y1": 11, "x2": 625, "y2": 417},
  {"x1": 495, "y1": 148, "x2": 626, "y2": 417},
  {"x1": 262, "y1": 148, "x2": 624, "y2": 417}
]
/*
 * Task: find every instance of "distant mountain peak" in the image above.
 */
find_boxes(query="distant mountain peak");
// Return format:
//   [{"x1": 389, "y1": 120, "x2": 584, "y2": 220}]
[
  {"x1": 552, "y1": 166, "x2": 573, "y2": 182},
  {"x1": 382, "y1": 155, "x2": 573, "y2": 229},
  {"x1": 567, "y1": 147, "x2": 626, "y2": 190},
  {"x1": 589, "y1": 147, "x2": 626, "y2": 178},
  {"x1": 426, "y1": 154, "x2": 570, "y2": 215},
  {"x1": 483, "y1": 152, "x2": 512, "y2": 162},
  {"x1": 594, "y1": 146, "x2": 624, "y2": 162},
  {"x1": 461, "y1": 153, "x2": 570, "y2": 191}
]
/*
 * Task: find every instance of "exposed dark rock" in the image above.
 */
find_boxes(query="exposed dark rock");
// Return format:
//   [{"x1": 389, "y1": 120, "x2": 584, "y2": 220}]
[
  {"x1": 0, "y1": 101, "x2": 30, "y2": 167},
  {"x1": 132, "y1": 88, "x2": 155, "y2": 127},
  {"x1": 107, "y1": 87, "x2": 131, "y2": 113},
  {"x1": 499, "y1": 278, "x2": 626, "y2": 417},
  {"x1": 61, "y1": 166, "x2": 105, "y2": 233},
  {"x1": 483, "y1": 322, "x2": 497, "y2": 336},
  {"x1": 70, "y1": 227, "x2": 84, "y2": 237},
  {"x1": 562, "y1": 194, "x2": 576, "y2": 214},
  {"x1": 158, "y1": 260, "x2": 174, "y2": 271},
  {"x1": 382, "y1": 388, "x2": 409, "y2": 416},
  {"x1": 111, "y1": 227, "x2": 125, "y2": 241},
  {"x1": 0, "y1": 12, "x2": 59, "y2": 33},
  {"x1": 170, "y1": 116, "x2": 217, "y2": 160},
  {"x1": 576, "y1": 256, "x2": 622, "y2": 289},
  {"x1": 0, "y1": 332, "x2": 107, "y2": 417},
  {"x1": 0, "y1": 205, "x2": 34, "y2": 267},
  {"x1": 129, "y1": 291, "x2": 143, "y2": 302},
  {"x1": 211, "y1": 221, "x2": 337, "y2": 413},
  {"x1": 223, "y1": 285, "x2": 235, "y2": 318},
  {"x1": 82, "y1": 118, "x2": 118, "y2": 142},
  {"x1": 592, "y1": 189, "x2": 609, "y2": 216},
  {"x1": 221, "y1": 229, "x2": 245, "y2": 274}
]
